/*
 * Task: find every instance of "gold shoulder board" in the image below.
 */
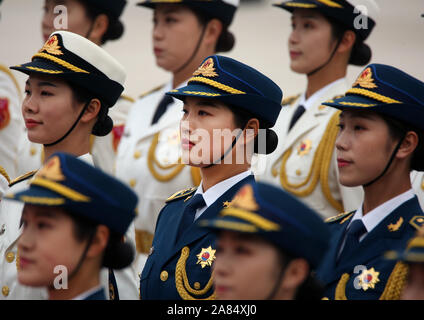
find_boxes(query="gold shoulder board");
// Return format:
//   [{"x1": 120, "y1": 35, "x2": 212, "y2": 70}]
[
  {"x1": 119, "y1": 94, "x2": 135, "y2": 103},
  {"x1": 325, "y1": 211, "x2": 355, "y2": 224},
  {"x1": 9, "y1": 170, "x2": 37, "y2": 188},
  {"x1": 281, "y1": 93, "x2": 301, "y2": 107},
  {"x1": 166, "y1": 187, "x2": 197, "y2": 203},
  {"x1": 138, "y1": 83, "x2": 166, "y2": 99}
]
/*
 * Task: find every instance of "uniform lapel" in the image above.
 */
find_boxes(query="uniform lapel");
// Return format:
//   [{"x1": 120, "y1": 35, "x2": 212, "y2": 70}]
[{"x1": 166, "y1": 175, "x2": 255, "y2": 264}]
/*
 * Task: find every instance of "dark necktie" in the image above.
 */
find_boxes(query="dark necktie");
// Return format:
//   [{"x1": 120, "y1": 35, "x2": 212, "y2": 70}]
[
  {"x1": 177, "y1": 194, "x2": 206, "y2": 240},
  {"x1": 338, "y1": 219, "x2": 367, "y2": 263},
  {"x1": 151, "y1": 95, "x2": 173, "y2": 125},
  {"x1": 288, "y1": 104, "x2": 306, "y2": 131}
]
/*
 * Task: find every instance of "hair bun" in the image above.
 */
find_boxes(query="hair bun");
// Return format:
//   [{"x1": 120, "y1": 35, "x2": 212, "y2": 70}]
[
  {"x1": 103, "y1": 240, "x2": 135, "y2": 270},
  {"x1": 254, "y1": 129, "x2": 279, "y2": 155},
  {"x1": 349, "y1": 42, "x2": 372, "y2": 66},
  {"x1": 216, "y1": 30, "x2": 235, "y2": 53},
  {"x1": 92, "y1": 115, "x2": 113, "y2": 136}
]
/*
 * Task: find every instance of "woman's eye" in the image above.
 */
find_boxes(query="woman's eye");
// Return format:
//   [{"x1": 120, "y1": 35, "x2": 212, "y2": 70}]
[
  {"x1": 198, "y1": 110, "x2": 209, "y2": 116},
  {"x1": 37, "y1": 222, "x2": 51, "y2": 230},
  {"x1": 41, "y1": 91, "x2": 53, "y2": 96},
  {"x1": 337, "y1": 123, "x2": 345, "y2": 130},
  {"x1": 354, "y1": 125, "x2": 364, "y2": 131},
  {"x1": 24, "y1": 89, "x2": 31, "y2": 96}
]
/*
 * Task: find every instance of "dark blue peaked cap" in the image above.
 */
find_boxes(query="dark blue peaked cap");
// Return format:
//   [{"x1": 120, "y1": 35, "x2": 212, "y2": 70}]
[
  {"x1": 198, "y1": 182, "x2": 330, "y2": 268},
  {"x1": 84, "y1": 0, "x2": 127, "y2": 19},
  {"x1": 323, "y1": 63, "x2": 424, "y2": 131},
  {"x1": 167, "y1": 55, "x2": 283, "y2": 128},
  {"x1": 6, "y1": 152, "x2": 137, "y2": 236}
]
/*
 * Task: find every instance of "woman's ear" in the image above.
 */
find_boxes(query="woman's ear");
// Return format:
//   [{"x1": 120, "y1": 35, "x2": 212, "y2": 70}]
[
  {"x1": 86, "y1": 225, "x2": 110, "y2": 259},
  {"x1": 243, "y1": 118, "x2": 259, "y2": 145},
  {"x1": 337, "y1": 30, "x2": 356, "y2": 54},
  {"x1": 88, "y1": 14, "x2": 109, "y2": 44},
  {"x1": 81, "y1": 99, "x2": 101, "y2": 123},
  {"x1": 279, "y1": 258, "x2": 310, "y2": 296},
  {"x1": 397, "y1": 131, "x2": 419, "y2": 160},
  {"x1": 204, "y1": 18, "x2": 223, "y2": 48}
]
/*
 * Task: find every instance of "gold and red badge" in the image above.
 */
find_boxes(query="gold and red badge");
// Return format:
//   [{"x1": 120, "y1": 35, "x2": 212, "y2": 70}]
[
  {"x1": 297, "y1": 139, "x2": 312, "y2": 156},
  {"x1": 352, "y1": 67, "x2": 377, "y2": 89},
  {"x1": 39, "y1": 35, "x2": 64, "y2": 56},
  {"x1": 36, "y1": 156, "x2": 66, "y2": 181},
  {"x1": 357, "y1": 267, "x2": 380, "y2": 291},
  {"x1": 193, "y1": 58, "x2": 218, "y2": 77},
  {"x1": 225, "y1": 184, "x2": 259, "y2": 211},
  {"x1": 196, "y1": 246, "x2": 216, "y2": 268},
  {"x1": 0, "y1": 98, "x2": 10, "y2": 130}
]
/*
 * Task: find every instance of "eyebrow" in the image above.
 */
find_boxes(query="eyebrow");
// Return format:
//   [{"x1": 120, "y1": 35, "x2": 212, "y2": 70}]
[
  {"x1": 340, "y1": 111, "x2": 377, "y2": 121},
  {"x1": 25, "y1": 80, "x2": 58, "y2": 88}
]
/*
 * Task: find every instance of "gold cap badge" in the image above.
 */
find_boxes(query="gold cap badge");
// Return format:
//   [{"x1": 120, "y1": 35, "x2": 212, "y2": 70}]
[
  {"x1": 352, "y1": 67, "x2": 377, "y2": 89},
  {"x1": 36, "y1": 156, "x2": 65, "y2": 181},
  {"x1": 39, "y1": 35, "x2": 63, "y2": 56},
  {"x1": 226, "y1": 184, "x2": 259, "y2": 211},
  {"x1": 193, "y1": 58, "x2": 218, "y2": 77}
]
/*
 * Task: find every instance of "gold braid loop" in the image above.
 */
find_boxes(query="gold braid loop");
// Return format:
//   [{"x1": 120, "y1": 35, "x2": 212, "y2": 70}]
[
  {"x1": 147, "y1": 132, "x2": 186, "y2": 182},
  {"x1": 272, "y1": 111, "x2": 343, "y2": 212},
  {"x1": 334, "y1": 273, "x2": 349, "y2": 300},
  {"x1": 379, "y1": 261, "x2": 409, "y2": 300},
  {"x1": 0, "y1": 166, "x2": 10, "y2": 184},
  {"x1": 190, "y1": 167, "x2": 202, "y2": 186},
  {"x1": 188, "y1": 77, "x2": 246, "y2": 95},
  {"x1": 346, "y1": 88, "x2": 402, "y2": 104},
  {"x1": 32, "y1": 53, "x2": 89, "y2": 74},
  {"x1": 175, "y1": 246, "x2": 216, "y2": 300}
]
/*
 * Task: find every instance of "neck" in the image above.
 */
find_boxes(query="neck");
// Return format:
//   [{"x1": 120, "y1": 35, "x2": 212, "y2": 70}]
[
  {"x1": 362, "y1": 168, "x2": 412, "y2": 215},
  {"x1": 200, "y1": 163, "x2": 250, "y2": 192},
  {"x1": 48, "y1": 264, "x2": 100, "y2": 300},
  {"x1": 43, "y1": 129, "x2": 91, "y2": 162},
  {"x1": 305, "y1": 59, "x2": 346, "y2": 100}
]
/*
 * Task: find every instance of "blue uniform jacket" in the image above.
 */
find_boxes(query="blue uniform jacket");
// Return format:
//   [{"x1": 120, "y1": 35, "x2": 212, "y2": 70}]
[
  {"x1": 140, "y1": 175, "x2": 255, "y2": 300},
  {"x1": 84, "y1": 288, "x2": 107, "y2": 300},
  {"x1": 317, "y1": 196, "x2": 424, "y2": 300}
]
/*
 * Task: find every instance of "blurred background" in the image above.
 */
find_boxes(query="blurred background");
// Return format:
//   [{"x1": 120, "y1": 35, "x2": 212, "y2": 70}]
[{"x1": 0, "y1": 0, "x2": 423, "y2": 100}]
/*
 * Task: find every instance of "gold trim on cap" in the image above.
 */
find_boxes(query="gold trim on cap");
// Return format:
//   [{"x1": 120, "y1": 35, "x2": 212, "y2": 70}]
[
  {"x1": 30, "y1": 177, "x2": 90, "y2": 202},
  {"x1": 32, "y1": 52, "x2": 89, "y2": 74},
  {"x1": 188, "y1": 76, "x2": 246, "y2": 95},
  {"x1": 346, "y1": 88, "x2": 402, "y2": 104},
  {"x1": 220, "y1": 207, "x2": 281, "y2": 231}
]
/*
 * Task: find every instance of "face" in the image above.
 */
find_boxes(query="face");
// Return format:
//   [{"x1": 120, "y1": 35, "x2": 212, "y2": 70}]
[
  {"x1": 288, "y1": 9, "x2": 336, "y2": 74},
  {"x1": 18, "y1": 205, "x2": 87, "y2": 288},
  {"x1": 153, "y1": 4, "x2": 204, "y2": 72},
  {"x1": 213, "y1": 231, "x2": 283, "y2": 300},
  {"x1": 180, "y1": 97, "x2": 240, "y2": 167},
  {"x1": 401, "y1": 263, "x2": 424, "y2": 300},
  {"x1": 335, "y1": 110, "x2": 397, "y2": 187},
  {"x1": 42, "y1": 0, "x2": 93, "y2": 42},
  {"x1": 22, "y1": 74, "x2": 85, "y2": 145}
]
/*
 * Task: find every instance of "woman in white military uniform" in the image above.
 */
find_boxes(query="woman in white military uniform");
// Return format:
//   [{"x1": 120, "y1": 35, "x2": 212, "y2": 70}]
[
  {"x1": 115, "y1": 0, "x2": 239, "y2": 275},
  {"x1": 0, "y1": 0, "x2": 25, "y2": 189},
  {"x1": 16, "y1": 0, "x2": 133, "y2": 176},
  {"x1": 0, "y1": 31, "x2": 134, "y2": 299},
  {"x1": 260, "y1": 0, "x2": 377, "y2": 219}
]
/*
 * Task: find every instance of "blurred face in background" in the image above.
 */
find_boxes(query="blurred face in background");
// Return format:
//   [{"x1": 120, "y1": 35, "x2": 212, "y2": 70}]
[
  {"x1": 42, "y1": 0, "x2": 93, "y2": 42},
  {"x1": 152, "y1": 4, "x2": 205, "y2": 72},
  {"x1": 288, "y1": 9, "x2": 336, "y2": 74}
]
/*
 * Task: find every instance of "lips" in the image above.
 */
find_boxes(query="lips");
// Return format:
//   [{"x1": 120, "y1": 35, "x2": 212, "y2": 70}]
[
  {"x1": 153, "y1": 47, "x2": 163, "y2": 56},
  {"x1": 181, "y1": 137, "x2": 195, "y2": 150},
  {"x1": 337, "y1": 158, "x2": 352, "y2": 168},
  {"x1": 19, "y1": 256, "x2": 34, "y2": 269},
  {"x1": 289, "y1": 50, "x2": 301, "y2": 59},
  {"x1": 215, "y1": 284, "x2": 230, "y2": 297},
  {"x1": 25, "y1": 119, "x2": 42, "y2": 129}
]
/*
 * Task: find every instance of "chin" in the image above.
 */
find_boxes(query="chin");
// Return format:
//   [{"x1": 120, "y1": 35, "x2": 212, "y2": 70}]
[{"x1": 18, "y1": 272, "x2": 46, "y2": 288}]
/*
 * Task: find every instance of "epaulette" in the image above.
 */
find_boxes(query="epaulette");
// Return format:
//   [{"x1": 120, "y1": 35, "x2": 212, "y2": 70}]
[
  {"x1": 9, "y1": 170, "x2": 37, "y2": 188},
  {"x1": 119, "y1": 94, "x2": 135, "y2": 103},
  {"x1": 410, "y1": 216, "x2": 424, "y2": 230},
  {"x1": 281, "y1": 93, "x2": 301, "y2": 107},
  {"x1": 166, "y1": 187, "x2": 197, "y2": 203},
  {"x1": 325, "y1": 211, "x2": 355, "y2": 224},
  {"x1": 0, "y1": 166, "x2": 10, "y2": 184},
  {"x1": 139, "y1": 83, "x2": 166, "y2": 99},
  {"x1": 0, "y1": 64, "x2": 22, "y2": 99}
]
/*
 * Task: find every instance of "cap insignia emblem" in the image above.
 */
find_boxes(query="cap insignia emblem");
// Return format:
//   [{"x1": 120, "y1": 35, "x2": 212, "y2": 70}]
[
  {"x1": 193, "y1": 58, "x2": 218, "y2": 77},
  {"x1": 352, "y1": 67, "x2": 377, "y2": 89},
  {"x1": 39, "y1": 35, "x2": 63, "y2": 56},
  {"x1": 36, "y1": 156, "x2": 65, "y2": 181}
]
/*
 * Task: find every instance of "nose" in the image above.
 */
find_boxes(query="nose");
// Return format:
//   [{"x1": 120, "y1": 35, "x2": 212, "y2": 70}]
[
  {"x1": 288, "y1": 28, "x2": 300, "y2": 46},
  {"x1": 22, "y1": 94, "x2": 39, "y2": 116},
  {"x1": 335, "y1": 127, "x2": 349, "y2": 152},
  {"x1": 41, "y1": 5, "x2": 54, "y2": 31},
  {"x1": 18, "y1": 226, "x2": 35, "y2": 254},
  {"x1": 153, "y1": 20, "x2": 165, "y2": 42}
]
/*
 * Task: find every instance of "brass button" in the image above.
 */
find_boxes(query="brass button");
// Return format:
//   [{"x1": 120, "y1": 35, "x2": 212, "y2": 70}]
[
  {"x1": 2, "y1": 286, "x2": 9, "y2": 297},
  {"x1": 160, "y1": 271, "x2": 168, "y2": 282},
  {"x1": 30, "y1": 147, "x2": 37, "y2": 156},
  {"x1": 129, "y1": 179, "x2": 136, "y2": 188},
  {"x1": 296, "y1": 169, "x2": 302, "y2": 176},
  {"x1": 194, "y1": 282, "x2": 201, "y2": 290},
  {"x1": 133, "y1": 151, "x2": 142, "y2": 159},
  {"x1": 6, "y1": 252, "x2": 15, "y2": 263}
]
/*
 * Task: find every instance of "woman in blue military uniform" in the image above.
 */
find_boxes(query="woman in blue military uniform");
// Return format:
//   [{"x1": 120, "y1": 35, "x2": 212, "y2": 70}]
[
  {"x1": 5, "y1": 152, "x2": 137, "y2": 300},
  {"x1": 198, "y1": 181, "x2": 330, "y2": 300},
  {"x1": 139, "y1": 55, "x2": 283, "y2": 300},
  {"x1": 316, "y1": 63, "x2": 424, "y2": 300}
]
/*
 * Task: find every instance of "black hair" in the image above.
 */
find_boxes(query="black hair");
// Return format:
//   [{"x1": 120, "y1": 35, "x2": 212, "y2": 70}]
[
  {"x1": 379, "y1": 113, "x2": 424, "y2": 172},
  {"x1": 78, "y1": 0, "x2": 124, "y2": 45},
  {"x1": 326, "y1": 15, "x2": 371, "y2": 66},
  {"x1": 190, "y1": 7, "x2": 235, "y2": 53},
  {"x1": 68, "y1": 81, "x2": 113, "y2": 136},
  {"x1": 69, "y1": 210, "x2": 134, "y2": 270},
  {"x1": 231, "y1": 105, "x2": 278, "y2": 155}
]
